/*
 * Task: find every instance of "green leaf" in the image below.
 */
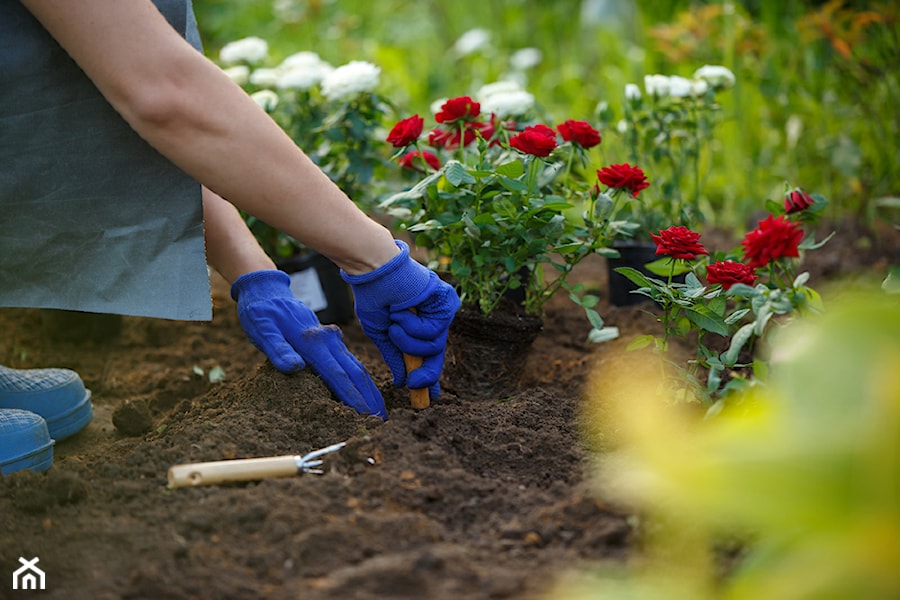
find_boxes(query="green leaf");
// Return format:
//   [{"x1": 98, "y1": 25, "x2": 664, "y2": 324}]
[
  {"x1": 588, "y1": 326, "x2": 620, "y2": 344},
  {"x1": 614, "y1": 266, "x2": 655, "y2": 288},
  {"x1": 685, "y1": 305, "x2": 729, "y2": 336},
  {"x1": 722, "y1": 322, "x2": 755, "y2": 365},
  {"x1": 626, "y1": 334, "x2": 655, "y2": 351},
  {"x1": 445, "y1": 161, "x2": 476, "y2": 186},
  {"x1": 495, "y1": 159, "x2": 524, "y2": 178},
  {"x1": 585, "y1": 308, "x2": 605, "y2": 329}
]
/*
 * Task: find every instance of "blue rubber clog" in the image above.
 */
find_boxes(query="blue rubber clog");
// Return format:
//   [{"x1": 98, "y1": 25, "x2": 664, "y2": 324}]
[
  {"x1": 0, "y1": 365, "x2": 93, "y2": 440},
  {"x1": 0, "y1": 409, "x2": 54, "y2": 475}
]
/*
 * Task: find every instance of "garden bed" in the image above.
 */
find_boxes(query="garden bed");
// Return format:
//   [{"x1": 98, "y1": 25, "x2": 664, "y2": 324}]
[{"x1": 0, "y1": 219, "x2": 895, "y2": 599}]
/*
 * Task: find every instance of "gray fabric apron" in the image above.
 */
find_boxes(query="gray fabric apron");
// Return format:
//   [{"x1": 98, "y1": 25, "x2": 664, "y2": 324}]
[{"x1": 0, "y1": 0, "x2": 212, "y2": 320}]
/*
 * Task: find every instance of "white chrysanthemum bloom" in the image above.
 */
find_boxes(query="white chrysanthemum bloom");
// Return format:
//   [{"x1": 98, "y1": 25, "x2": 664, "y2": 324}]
[
  {"x1": 277, "y1": 65, "x2": 330, "y2": 90},
  {"x1": 280, "y1": 51, "x2": 328, "y2": 70},
  {"x1": 509, "y1": 47, "x2": 542, "y2": 71},
  {"x1": 693, "y1": 65, "x2": 736, "y2": 90},
  {"x1": 219, "y1": 36, "x2": 269, "y2": 65},
  {"x1": 691, "y1": 78, "x2": 710, "y2": 97},
  {"x1": 668, "y1": 75, "x2": 694, "y2": 98},
  {"x1": 248, "y1": 68, "x2": 281, "y2": 88},
  {"x1": 616, "y1": 119, "x2": 628, "y2": 134},
  {"x1": 221, "y1": 65, "x2": 250, "y2": 86},
  {"x1": 320, "y1": 60, "x2": 381, "y2": 101},
  {"x1": 643, "y1": 74, "x2": 670, "y2": 97},
  {"x1": 477, "y1": 80, "x2": 523, "y2": 99},
  {"x1": 250, "y1": 90, "x2": 279, "y2": 112},
  {"x1": 480, "y1": 90, "x2": 535, "y2": 118},
  {"x1": 454, "y1": 28, "x2": 491, "y2": 56},
  {"x1": 624, "y1": 83, "x2": 642, "y2": 102}
]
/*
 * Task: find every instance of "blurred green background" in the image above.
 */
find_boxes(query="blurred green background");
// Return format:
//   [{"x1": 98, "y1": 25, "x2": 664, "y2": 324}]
[{"x1": 192, "y1": 0, "x2": 899, "y2": 232}]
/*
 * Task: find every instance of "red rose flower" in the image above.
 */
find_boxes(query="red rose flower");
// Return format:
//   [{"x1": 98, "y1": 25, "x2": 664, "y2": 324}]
[
  {"x1": 435, "y1": 96, "x2": 481, "y2": 123},
  {"x1": 509, "y1": 124, "x2": 558, "y2": 157},
  {"x1": 706, "y1": 260, "x2": 758, "y2": 290},
  {"x1": 386, "y1": 114, "x2": 424, "y2": 148},
  {"x1": 784, "y1": 188, "x2": 815, "y2": 214},
  {"x1": 650, "y1": 226, "x2": 709, "y2": 260},
  {"x1": 427, "y1": 124, "x2": 480, "y2": 149},
  {"x1": 741, "y1": 215, "x2": 804, "y2": 269},
  {"x1": 596, "y1": 163, "x2": 650, "y2": 197},
  {"x1": 557, "y1": 119, "x2": 602, "y2": 148},
  {"x1": 398, "y1": 150, "x2": 441, "y2": 172}
]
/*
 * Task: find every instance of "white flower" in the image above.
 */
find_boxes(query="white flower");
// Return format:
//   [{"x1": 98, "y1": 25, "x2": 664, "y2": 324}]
[
  {"x1": 624, "y1": 83, "x2": 642, "y2": 102},
  {"x1": 221, "y1": 65, "x2": 250, "y2": 86},
  {"x1": 280, "y1": 51, "x2": 329, "y2": 70},
  {"x1": 219, "y1": 36, "x2": 269, "y2": 65},
  {"x1": 454, "y1": 28, "x2": 491, "y2": 56},
  {"x1": 480, "y1": 90, "x2": 535, "y2": 118},
  {"x1": 616, "y1": 119, "x2": 628, "y2": 134},
  {"x1": 691, "y1": 78, "x2": 710, "y2": 97},
  {"x1": 248, "y1": 67, "x2": 280, "y2": 88},
  {"x1": 668, "y1": 75, "x2": 694, "y2": 98},
  {"x1": 477, "y1": 80, "x2": 523, "y2": 99},
  {"x1": 509, "y1": 47, "x2": 543, "y2": 70},
  {"x1": 250, "y1": 90, "x2": 279, "y2": 112},
  {"x1": 643, "y1": 74, "x2": 670, "y2": 97},
  {"x1": 320, "y1": 60, "x2": 381, "y2": 101},
  {"x1": 693, "y1": 65, "x2": 736, "y2": 90},
  {"x1": 277, "y1": 65, "x2": 330, "y2": 90}
]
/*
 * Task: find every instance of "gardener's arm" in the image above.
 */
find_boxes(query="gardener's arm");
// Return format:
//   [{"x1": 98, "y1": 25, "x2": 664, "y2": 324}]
[
  {"x1": 21, "y1": 0, "x2": 397, "y2": 276},
  {"x1": 23, "y1": 0, "x2": 460, "y2": 398}
]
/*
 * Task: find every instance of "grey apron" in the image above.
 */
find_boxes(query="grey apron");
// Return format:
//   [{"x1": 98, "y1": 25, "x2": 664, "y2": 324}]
[{"x1": 0, "y1": 0, "x2": 212, "y2": 320}]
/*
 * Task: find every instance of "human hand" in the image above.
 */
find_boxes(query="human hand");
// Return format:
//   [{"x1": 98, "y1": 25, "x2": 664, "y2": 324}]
[
  {"x1": 231, "y1": 270, "x2": 386, "y2": 419},
  {"x1": 341, "y1": 241, "x2": 460, "y2": 398}
]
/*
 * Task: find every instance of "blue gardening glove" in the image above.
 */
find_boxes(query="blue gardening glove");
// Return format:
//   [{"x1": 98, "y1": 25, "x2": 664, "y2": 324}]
[
  {"x1": 341, "y1": 240, "x2": 460, "y2": 398},
  {"x1": 231, "y1": 270, "x2": 387, "y2": 420}
]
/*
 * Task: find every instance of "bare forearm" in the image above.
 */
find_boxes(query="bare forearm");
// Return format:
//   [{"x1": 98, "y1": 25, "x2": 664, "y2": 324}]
[
  {"x1": 202, "y1": 187, "x2": 275, "y2": 283},
  {"x1": 22, "y1": 0, "x2": 398, "y2": 275}
]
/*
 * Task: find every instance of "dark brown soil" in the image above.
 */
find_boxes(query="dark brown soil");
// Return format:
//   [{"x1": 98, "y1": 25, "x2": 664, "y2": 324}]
[{"x1": 0, "y1": 218, "x2": 896, "y2": 599}]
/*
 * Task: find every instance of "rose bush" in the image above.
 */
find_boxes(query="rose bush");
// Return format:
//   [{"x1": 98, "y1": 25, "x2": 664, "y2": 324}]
[
  {"x1": 615, "y1": 183, "x2": 832, "y2": 407},
  {"x1": 380, "y1": 88, "x2": 624, "y2": 342}
]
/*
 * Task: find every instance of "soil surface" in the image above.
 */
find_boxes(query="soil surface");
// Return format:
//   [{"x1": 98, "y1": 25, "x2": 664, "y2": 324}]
[{"x1": 0, "y1": 219, "x2": 896, "y2": 600}]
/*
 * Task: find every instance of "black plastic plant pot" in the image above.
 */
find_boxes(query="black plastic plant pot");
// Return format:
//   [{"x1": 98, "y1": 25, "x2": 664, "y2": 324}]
[
  {"x1": 606, "y1": 241, "x2": 660, "y2": 307},
  {"x1": 276, "y1": 252, "x2": 354, "y2": 325}
]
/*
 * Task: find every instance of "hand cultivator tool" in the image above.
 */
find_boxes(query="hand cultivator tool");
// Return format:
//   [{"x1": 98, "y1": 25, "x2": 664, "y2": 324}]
[{"x1": 167, "y1": 441, "x2": 346, "y2": 488}]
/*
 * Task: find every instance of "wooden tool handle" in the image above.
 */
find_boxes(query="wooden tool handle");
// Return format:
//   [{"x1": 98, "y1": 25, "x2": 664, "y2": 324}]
[
  {"x1": 403, "y1": 353, "x2": 430, "y2": 409},
  {"x1": 167, "y1": 455, "x2": 298, "y2": 488},
  {"x1": 404, "y1": 307, "x2": 430, "y2": 409}
]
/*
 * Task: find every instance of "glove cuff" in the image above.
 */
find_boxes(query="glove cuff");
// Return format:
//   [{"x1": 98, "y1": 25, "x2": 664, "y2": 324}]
[
  {"x1": 230, "y1": 269, "x2": 293, "y2": 303},
  {"x1": 340, "y1": 240, "x2": 431, "y2": 307}
]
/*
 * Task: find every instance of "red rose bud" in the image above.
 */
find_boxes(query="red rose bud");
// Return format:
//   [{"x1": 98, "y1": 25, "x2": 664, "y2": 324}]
[
  {"x1": 435, "y1": 96, "x2": 481, "y2": 123},
  {"x1": 650, "y1": 226, "x2": 709, "y2": 260},
  {"x1": 509, "y1": 125, "x2": 558, "y2": 157},
  {"x1": 398, "y1": 150, "x2": 441, "y2": 172},
  {"x1": 706, "y1": 260, "x2": 758, "y2": 290},
  {"x1": 557, "y1": 119, "x2": 602, "y2": 148},
  {"x1": 784, "y1": 188, "x2": 815, "y2": 214},
  {"x1": 741, "y1": 215, "x2": 804, "y2": 269},
  {"x1": 387, "y1": 114, "x2": 424, "y2": 148},
  {"x1": 596, "y1": 163, "x2": 650, "y2": 197}
]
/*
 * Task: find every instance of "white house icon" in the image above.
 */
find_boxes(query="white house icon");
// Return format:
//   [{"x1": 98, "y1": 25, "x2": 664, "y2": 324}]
[{"x1": 13, "y1": 556, "x2": 46, "y2": 590}]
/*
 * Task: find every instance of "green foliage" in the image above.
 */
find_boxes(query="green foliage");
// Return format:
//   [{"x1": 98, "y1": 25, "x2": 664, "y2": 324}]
[
  {"x1": 192, "y1": 1, "x2": 899, "y2": 230},
  {"x1": 567, "y1": 290, "x2": 900, "y2": 599}
]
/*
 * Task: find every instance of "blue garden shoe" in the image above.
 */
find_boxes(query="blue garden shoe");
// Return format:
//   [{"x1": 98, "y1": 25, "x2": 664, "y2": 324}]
[
  {"x1": 0, "y1": 365, "x2": 93, "y2": 440},
  {"x1": 0, "y1": 409, "x2": 54, "y2": 475}
]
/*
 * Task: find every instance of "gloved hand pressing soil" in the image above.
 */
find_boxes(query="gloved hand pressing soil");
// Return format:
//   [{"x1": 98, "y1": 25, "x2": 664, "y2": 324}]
[
  {"x1": 231, "y1": 270, "x2": 386, "y2": 419},
  {"x1": 341, "y1": 240, "x2": 460, "y2": 399}
]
